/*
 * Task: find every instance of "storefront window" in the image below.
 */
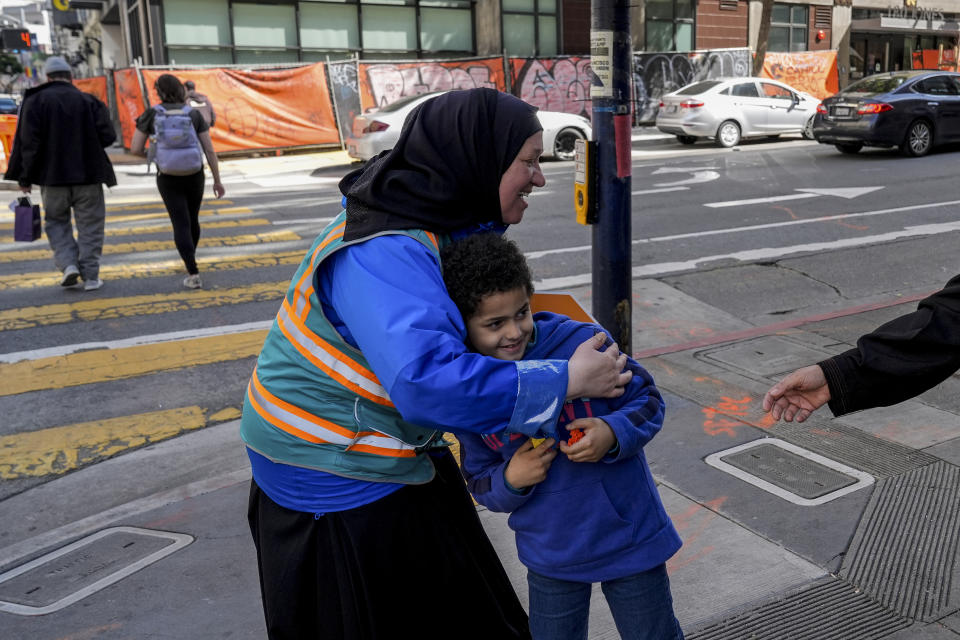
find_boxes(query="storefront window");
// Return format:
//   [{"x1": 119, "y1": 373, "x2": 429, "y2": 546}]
[
  {"x1": 502, "y1": 0, "x2": 558, "y2": 56},
  {"x1": 162, "y1": 0, "x2": 475, "y2": 63},
  {"x1": 769, "y1": 3, "x2": 807, "y2": 52},
  {"x1": 645, "y1": 0, "x2": 695, "y2": 51}
]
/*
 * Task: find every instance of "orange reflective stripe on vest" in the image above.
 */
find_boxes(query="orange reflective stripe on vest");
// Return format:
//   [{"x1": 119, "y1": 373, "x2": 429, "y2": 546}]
[
  {"x1": 248, "y1": 368, "x2": 417, "y2": 457},
  {"x1": 276, "y1": 299, "x2": 393, "y2": 406}
]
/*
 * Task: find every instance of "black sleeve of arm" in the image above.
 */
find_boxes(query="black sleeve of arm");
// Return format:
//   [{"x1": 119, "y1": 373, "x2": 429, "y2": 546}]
[
  {"x1": 820, "y1": 274, "x2": 960, "y2": 416},
  {"x1": 93, "y1": 99, "x2": 116, "y2": 147},
  {"x1": 135, "y1": 108, "x2": 154, "y2": 134},
  {"x1": 191, "y1": 110, "x2": 209, "y2": 133}
]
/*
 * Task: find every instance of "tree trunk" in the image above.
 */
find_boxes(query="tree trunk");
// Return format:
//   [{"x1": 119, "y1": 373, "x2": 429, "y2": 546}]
[{"x1": 753, "y1": 0, "x2": 775, "y2": 76}]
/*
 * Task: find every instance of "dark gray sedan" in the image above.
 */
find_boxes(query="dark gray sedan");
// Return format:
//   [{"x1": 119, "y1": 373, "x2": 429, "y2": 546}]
[{"x1": 813, "y1": 70, "x2": 960, "y2": 157}]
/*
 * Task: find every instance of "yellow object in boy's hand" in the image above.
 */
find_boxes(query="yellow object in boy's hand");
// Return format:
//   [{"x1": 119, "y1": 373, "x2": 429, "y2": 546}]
[{"x1": 530, "y1": 437, "x2": 546, "y2": 448}]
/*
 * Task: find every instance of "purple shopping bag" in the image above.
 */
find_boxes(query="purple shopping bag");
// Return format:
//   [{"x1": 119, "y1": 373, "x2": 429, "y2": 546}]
[{"x1": 13, "y1": 196, "x2": 41, "y2": 242}]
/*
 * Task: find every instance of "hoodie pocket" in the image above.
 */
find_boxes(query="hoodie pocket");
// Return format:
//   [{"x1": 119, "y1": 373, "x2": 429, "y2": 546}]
[{"x1": 509, "y1": 478, "x2": 637, "y2": 570}]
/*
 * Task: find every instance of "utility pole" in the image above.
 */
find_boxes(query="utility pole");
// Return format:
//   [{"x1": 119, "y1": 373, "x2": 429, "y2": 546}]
[{"x1": 590, "y1": 0, "x2": 632, "y2": 352}]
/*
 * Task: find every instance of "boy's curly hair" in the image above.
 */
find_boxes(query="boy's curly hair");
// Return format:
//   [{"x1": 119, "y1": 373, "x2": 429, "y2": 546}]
[{"x1": 441, "y1": 233, "x2": 534, "y2": 320}]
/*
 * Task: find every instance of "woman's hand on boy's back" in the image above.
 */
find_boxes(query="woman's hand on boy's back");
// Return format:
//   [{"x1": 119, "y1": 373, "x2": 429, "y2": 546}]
[
  {"x1": 559, "y1": 418, "x2": 617, "y2": 463},
  {"x1": 505, "y1": 438, "x2": 557, "y2": 489},
  {"x1": 566, "y1": 333, "x2": 631, "y2": 401}
]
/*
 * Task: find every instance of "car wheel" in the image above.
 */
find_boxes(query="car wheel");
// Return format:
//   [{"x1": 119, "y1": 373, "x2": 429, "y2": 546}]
[
  {"x1": 677, "y1": 135, "x2": 697, "y2": 145},
  {"x1": 901, "y1": 119, "x2": 933, "y2": 157},
  {"x1": 715, "y1": 120, "x2": 741, "y2": 148},
  {"x1": 553, "y1": 127, "x2": 584, "y2": 161},
  {"x1": 835, "y1": 143, "x2": 863, "y2": 154},
  {"x1": 802, "y1": 116, "x2": 815, "y2": 140}
]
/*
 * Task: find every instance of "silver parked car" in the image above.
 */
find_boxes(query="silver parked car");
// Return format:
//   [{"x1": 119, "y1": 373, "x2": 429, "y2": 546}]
[
  {"x1": 347, "y1": 90, "x2": 593, "y2": 161},
  {"x1": 655, "y1": 77, "x2": 820, "y2": 147}
]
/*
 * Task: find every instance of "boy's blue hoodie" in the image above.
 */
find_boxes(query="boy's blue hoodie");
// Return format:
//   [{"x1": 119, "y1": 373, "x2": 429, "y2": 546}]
[{"x1": 459, "y1": 311, "x2": 682, "y2": 583}]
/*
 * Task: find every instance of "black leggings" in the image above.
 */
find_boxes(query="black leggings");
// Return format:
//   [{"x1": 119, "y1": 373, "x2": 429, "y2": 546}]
[{"x1": 157, "y1": 171, "x2": 205, "y2": 275}]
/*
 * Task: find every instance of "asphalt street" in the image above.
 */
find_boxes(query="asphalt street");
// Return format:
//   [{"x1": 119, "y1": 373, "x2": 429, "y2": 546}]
[{"x1": 3, "y1": 133, "x2": 960, "y2": 638}]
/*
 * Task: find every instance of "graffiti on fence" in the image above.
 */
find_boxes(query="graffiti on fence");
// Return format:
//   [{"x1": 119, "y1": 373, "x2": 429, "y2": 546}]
[
  {"x1": 633, "y1": 49, "x2": 750, "y2": 123},
  {"x1": 328, "y1": 60, "x2": 361, "y2": 142},
  {"x1": 358, "y1": 58, "x2": 505, "y2": 111},
  {"x1": 510, "y1": 57, "x2": 594, "y2": 118}
]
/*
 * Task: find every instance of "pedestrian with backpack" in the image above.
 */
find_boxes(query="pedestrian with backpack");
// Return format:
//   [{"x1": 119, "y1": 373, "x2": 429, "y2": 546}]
[{"x1": 130, "y1": 74, "x2": 225, "y2": 289}]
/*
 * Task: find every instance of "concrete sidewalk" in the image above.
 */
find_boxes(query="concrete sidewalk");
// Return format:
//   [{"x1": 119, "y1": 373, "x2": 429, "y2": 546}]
[{"x1": 3, "y1": 274, "x2": 960, "y2": 638}]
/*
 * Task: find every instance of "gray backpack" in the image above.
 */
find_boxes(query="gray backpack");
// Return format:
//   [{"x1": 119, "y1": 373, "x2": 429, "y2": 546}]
[{"x1": 153, "y1": 104, "x2": 203, "y2": 176}]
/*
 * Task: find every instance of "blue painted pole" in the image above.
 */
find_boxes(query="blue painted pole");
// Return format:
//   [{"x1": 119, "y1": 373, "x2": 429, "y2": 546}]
[{"x1": 591, "y1": 0, "x2": 632, "y2": 351}]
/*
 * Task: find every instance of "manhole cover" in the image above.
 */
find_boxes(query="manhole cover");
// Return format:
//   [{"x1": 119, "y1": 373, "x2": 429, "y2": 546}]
[
  {"x1": 0, "y1": 526, "x2": 193, "y2": 616},
  {"x1": 705, "y1": 438, "x2": 874, "y2": 506},
  {"x1": 722, "y1": 443, "x2": 857, "y2": 499}
]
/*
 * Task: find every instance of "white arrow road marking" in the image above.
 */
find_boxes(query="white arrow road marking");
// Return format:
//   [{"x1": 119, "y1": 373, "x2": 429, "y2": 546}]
[
  {"x1": 632, "y1": 186, "x2": 689, "y2": 195},
  {"x1": 794, "y1": 187, "x2": 885, "y2": 199},
  {"x1": 654, "y1": 170, "x2": 720, "y2": 187},
  {"x1": 706, "y1": 186, "x2": 884, "y2": 208}
]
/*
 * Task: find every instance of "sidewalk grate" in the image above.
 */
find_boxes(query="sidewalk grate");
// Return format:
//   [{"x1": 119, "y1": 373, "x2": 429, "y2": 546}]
[
  {"x1": 840, "y1": 460, "x2": 960, "y2": 622},
  {"x1": 0, "y1": 526, "x2": 193, "y2": 616},
  {"x1": 687, "y1": 578, "x2": 911, "y2": 640}
]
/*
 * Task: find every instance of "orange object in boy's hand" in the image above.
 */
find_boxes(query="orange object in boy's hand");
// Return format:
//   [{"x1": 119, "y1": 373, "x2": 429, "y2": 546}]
[{"x1": 559, "y1": 417, "x2": 617, "y2": 463}]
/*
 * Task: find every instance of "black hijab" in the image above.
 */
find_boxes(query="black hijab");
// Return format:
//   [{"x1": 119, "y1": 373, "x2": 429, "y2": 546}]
[{"x1": 338, "y1": 88, "x2": 542, "y2": 242}]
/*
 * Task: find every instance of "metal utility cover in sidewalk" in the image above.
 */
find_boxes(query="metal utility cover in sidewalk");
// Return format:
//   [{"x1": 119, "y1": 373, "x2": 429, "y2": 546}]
[
  {"x1": 0, "y1": 526, "x2": 193, "y2": 616},
  {"x1": 706, "y1": 438, "x2": 874, "y2": 506}
]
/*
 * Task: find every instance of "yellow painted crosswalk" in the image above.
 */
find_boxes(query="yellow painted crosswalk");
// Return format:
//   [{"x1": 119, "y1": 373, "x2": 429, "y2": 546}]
[
  {"x1": 0, "y1": 281, "x2": 287, "y2": 330},
  {"x1": 0, "y1": 193, "x2": 318, "y2": 480},
  {"x1": 0, "y1": 230, "x2": 300, "y2": 262},
  {"x1": 0, "y1": 406, "x2": 241, "y2": 479},
  {"x1": 1, "y1": 329, "x2": 268, "y2": 396}
]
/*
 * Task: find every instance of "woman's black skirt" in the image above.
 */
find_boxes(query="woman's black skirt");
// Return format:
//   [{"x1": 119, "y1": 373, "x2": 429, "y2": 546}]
[{"x1": 247, "y1": 449, "x2": 531, "y2": 639}]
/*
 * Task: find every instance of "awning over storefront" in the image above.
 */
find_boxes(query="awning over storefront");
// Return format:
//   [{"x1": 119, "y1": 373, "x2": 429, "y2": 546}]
[{"x1": 851, "y1": 16, "x2": 960, "y2": 34}]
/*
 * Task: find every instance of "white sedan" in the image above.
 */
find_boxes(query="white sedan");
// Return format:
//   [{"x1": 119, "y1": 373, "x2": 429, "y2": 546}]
[
  {"x1": 656, "y1": 77, "x2": 819, "y2": 148},
  {"x1": 346, "y1": 91, "x2": 592, "y2": 161}
]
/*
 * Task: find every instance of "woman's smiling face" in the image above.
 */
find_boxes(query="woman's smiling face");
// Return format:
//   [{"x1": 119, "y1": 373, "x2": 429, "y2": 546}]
[{"x1": 499, "y1": 132, "x2": 546, "y2": 225}]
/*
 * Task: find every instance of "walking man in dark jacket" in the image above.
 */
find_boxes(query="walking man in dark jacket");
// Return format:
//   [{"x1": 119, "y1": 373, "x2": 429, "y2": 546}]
[{"x1": 5, "y1": 56, "x2": 117, "y2": 291}]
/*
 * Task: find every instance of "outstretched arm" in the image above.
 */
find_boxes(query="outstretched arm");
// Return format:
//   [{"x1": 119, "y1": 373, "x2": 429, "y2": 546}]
[{"x1": 763, "y1": 365, "x2": 831, "y2": 423}]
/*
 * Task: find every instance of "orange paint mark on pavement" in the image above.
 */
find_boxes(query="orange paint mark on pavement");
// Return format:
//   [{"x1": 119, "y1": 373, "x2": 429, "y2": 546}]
[{"x1": 667, "y1": 496, "x2": 728, "y2": 571}]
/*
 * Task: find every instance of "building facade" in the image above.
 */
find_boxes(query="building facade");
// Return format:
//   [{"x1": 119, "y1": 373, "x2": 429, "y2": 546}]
[{"x1": 77, "y1": 0, "x2": 960, "y2": 90}]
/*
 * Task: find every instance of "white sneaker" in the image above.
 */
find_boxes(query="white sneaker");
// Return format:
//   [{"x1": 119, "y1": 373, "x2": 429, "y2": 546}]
[
  {"x1": 83, "y1": 278, "x2": 103, "y2": 291},
  {"x1": 183, "y1": 274, "x2": 202, "y2": 289},
  {"x1": 60, "y1": 265, "x2": 80, "y2": 287}
]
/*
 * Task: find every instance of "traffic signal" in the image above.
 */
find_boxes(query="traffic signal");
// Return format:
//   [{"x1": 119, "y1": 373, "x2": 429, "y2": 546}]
[{"x1": 1, "y1": 29, "x2": 32, "y2": 51}]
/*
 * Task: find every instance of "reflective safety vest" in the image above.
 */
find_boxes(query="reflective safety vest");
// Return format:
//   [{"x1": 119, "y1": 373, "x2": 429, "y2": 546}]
[{"x1": 240, "y1": 211, "x2": 445, "y2": 484}]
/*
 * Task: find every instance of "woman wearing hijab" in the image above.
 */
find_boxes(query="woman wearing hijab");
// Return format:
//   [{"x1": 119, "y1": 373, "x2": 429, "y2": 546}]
[{"x1": 240, "y1": 88, "x2": 631, "y2": 640}]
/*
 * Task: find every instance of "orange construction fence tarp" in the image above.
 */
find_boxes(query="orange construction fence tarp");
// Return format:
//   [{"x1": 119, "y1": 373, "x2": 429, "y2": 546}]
[
  {"x1": 761, "y1": 50, "x2": 839, "y2": 100},
  {"x1": 357, "y1": 58, "x2": 506, "y2": 112},
  {"x1": 114, "y1": 68, "x2": 145, "y2": 150},
  {"x1": 0, "y1": 114, "x2": 16, "y2": 174},
  {"x1": 912, "y1": 49, "x2": 958, "y2": 71},
  {"x1": 74, "y1": 76, "x2": 109, "y2": 106},
  {"x1": 141, "y1": 65, "x2": 339, "y2": 153}
]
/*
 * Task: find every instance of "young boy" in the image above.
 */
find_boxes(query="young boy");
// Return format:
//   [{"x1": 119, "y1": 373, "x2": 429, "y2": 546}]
[{"x1": 441, "y1": 233, "x2": 684, "y2": 640}]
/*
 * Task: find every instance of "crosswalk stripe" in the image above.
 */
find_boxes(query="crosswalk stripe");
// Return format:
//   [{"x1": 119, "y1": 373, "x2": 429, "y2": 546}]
[
  {"x1": 0, "y1": 230, "x2": 301, "y2": 262},
  {"x1": 0, "y1": 330, "x2": 267, "y2": 396},
  {"x1": 104, "y1": 199, "x2": 233, "y2": 212},
  {"x1": 0, "y1": 206, "x2": 255, "y2": 231},
  {"x1": 0, "y1": 217, "x2": 271, "y2": 244},
  {"x1": 1, "y1": 249, "x2": 305, "y2": 291},
  {"x1": 0, "y1": 281, "x2": 287, "y2": 331},
  {"x1": 0, "y1": 405, "x2": 241, "y2": 479}
]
